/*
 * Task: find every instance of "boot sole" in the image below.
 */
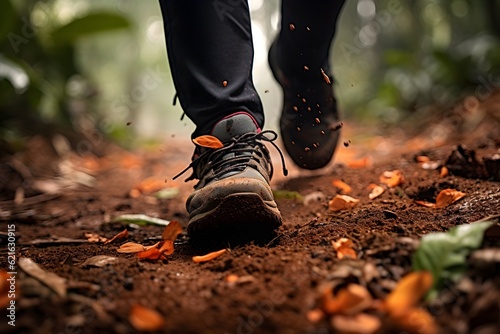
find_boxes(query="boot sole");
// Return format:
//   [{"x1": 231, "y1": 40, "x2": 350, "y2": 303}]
[{"x1": 187, "y1": 192, "x2": 282, "y2": 244}]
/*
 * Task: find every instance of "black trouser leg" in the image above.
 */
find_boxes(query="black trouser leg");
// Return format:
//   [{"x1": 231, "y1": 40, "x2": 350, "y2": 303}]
[
  {"x1": 158, "y1": 0, "x2": 263, "y2": 138},
  {"x1": 276, "y1": 0, "x2": 345, "y2": 81}
]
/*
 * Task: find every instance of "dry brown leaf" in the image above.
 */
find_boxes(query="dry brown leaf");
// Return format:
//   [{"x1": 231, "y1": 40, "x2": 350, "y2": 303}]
[
  {"x1": 192, "y1": 135, "x2": 224, "y2": 149},
  {"x1": 332, "y1": 179, "x2": 352, "y2": 194},
  {"x1": 379, "y1": 170, "x2": 405, "y2": 188},
  {"x1": 385, "y1": 271, "x2": 433, "y2": 315},
  {"x1": 85, "y1": 232, "x2": 107, "y2": 243},
  {"x1": 104, "y1": 229, "x2": 128, "y2": 245},
  {"x1": 130, "y1": 176, "x2": 168, "y2": 198},
  {"x1": 440, "y1": 166, "x2": 449, "y2": 177},
  {"x1": 117, "y1": 242, "x2": 147, "y2": 253},
  {"x1": 368, "y1": 185, "x2": 385, "y2": 200},
  {"x1": 331, "y1": 313, "x2": 381, "y2": 334},
  {"x1": 322, "y1": 284, "x2": 372, "y2": 315},
  {"x1": 390, "y1": 307, "x2": 437, "y2": 334},
  {"x1": 306, "y1": 308, "x2": 325, "y2": 323},
  {"x1": 328, "y1": 195, "x2": 359, "y2": 212},
  {"x1": 435, "y1": 189, "x2": 466, "y2": 208},
  {"x1": 161, "y1": 220, "x2": 183, "y2": 242},
  {"x1": 129, "y1": 304, "x2": 165, "y2": 332},
  {"x1": 346, "y1": 157, "x2": 372, "y2": 169},
  {"x1": 193, "y1": 249, "x2": 227, "y2": 263},
  {"x1": 332, "y1": 238, "x2": 357, "y2": 259}
]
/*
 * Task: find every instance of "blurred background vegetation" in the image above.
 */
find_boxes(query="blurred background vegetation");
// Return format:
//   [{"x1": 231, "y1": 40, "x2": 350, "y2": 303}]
[{"x1": 1, "y1": 0, "x2": 499, "y2": 152}]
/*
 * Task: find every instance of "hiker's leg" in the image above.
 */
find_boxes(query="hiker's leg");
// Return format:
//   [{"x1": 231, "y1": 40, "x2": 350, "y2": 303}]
[{"x1": 158, "y1": 0, "x2": 264, "y2": 138}]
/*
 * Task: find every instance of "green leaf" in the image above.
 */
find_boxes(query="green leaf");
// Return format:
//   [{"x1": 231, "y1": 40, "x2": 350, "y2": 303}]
[
  {"x1": 412, "y1": 219, "x2": 494, "y2": 298},
  {"x1": 50, "y1": 12, "x2": 131, "y2": 45},
  {"x1": 273, "y1": 190, "x2": 304, "y2": 201},
  {"x1": 111, "y1": 214, "x2": 171, "y2": 227}
]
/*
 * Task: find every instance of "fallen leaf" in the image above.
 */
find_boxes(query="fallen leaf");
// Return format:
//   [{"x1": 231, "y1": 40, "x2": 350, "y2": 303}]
[
  {"x1": 412, "y1": 220, "x2": 494, "y2": 298},
  {"x1": 384, "y1": 272, "x2": 433, "y2": 315},
  {"x1": 137, "y1": 241, "x2": 174, "y2": 260},
  {"x1": 192, "y1": 135, "x2": 224, "y2": 149},
  {"x1": 161, "y1": 220, "x2": 183, "y2": 242},
  {"x1": 328, "y1": 195, "x2": 359, "y2": 212},
  {"x1": 104, "y1": 229, "x2": 128, "y2": 245},
  {"x1": 130, "y1": 176, "x2": 168, "y2": 198},
  {"x1": 346, "y1": 157, "x2": 372, "y2": 169},
  {"x1": 117, "y1": 242, "x2": 148, "y2": 253},
  {"x1": 332, "y1": 179, "x2": 352, "y2": 194},
  {"x1": 440, "y1": 166, "x2": 449, "y2": 177},
  {"x1": 0, "y1": 271, "x2": 10, "y2": 308},
  {"x1": 435, "y1": 189, "x2": 466, "y2": 208},
  {"x1": 129, "y1": 304, "x2": 165, "y2": 332},
  {"x1": 18, "y1": 257, "x2": 67, "y2": 298},
  {"x1": 331, "y1": 313, "x2": 381, "y2": 334},
  {"x1": 306, "y1": 308, "x2": 325, "y2": 323},
  {"x1": 368, "y1": 185, "x2": 385, "y2": 200},
  {"x1": 81, "y1": 255, "x2": 119, "y2": 268},
  {"x1": 332, "y1": 238, "x2": 357, "y2": 259},
  {"x1": 193, "y1": 249, "x2": 227, "y2": 263},
  {"x1": 85, "y1": 232, "x2": 107, "y2": 243},
  {"x1": 414, "y1": 200, "x2": 436, "y2": 208},
  {"x1": 321, "y1": 284, "x2": 372, "y2": 315},
  {"x1": 273, "y1": 190, "x2": 304, "y2": 201},
  {"x1": 111, "y1": 214, "x2": 171, "y2": 226},
  {"x1": 389, "y1": 307, "x2": 437, "y2": 334},
  {"x1": 379, "y1": 170, "x2": 404, "y2": 188}
]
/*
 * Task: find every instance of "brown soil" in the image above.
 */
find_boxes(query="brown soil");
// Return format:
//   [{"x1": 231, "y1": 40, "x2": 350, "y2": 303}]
[{"x1": 1, "y1": 94, "x2": 499, "y2": 334}]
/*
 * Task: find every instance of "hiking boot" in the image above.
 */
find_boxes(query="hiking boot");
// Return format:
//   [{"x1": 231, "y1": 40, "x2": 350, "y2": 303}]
[
  {"x1": 174, "y1": 113, "x2": 287, "y2": 243},
  {"x1": 269, "y1": 41, "x2": 341, "y2": 170}
]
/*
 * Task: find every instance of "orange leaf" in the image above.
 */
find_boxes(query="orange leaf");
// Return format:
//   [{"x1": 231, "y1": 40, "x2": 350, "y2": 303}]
[
  {"x1": 414, "y1": 200, "x2": 435, "y2": 208},
  {"x1": 137, "y1": 245, "x2": 162, "y2": 260},
  {"x1": 379, "y1": 170, "x2": 405, "y2": 188},
  {"x1": 435, "y1": 189, "x2": 465, "y2": 208},
  {"x1": 368, "y1": 185, "x2": 385, "y2": 200},
  {"x1": 117, "y1": 242, "x2": 147, "y2": 253},
  {"x1": 390, "y1": 307, "x2": 438, "y2": 334},
  {"x1": 161, "y1": 221, "x2": 183, "y2": 242},
  {"x1": 225, "y1": 274, "x2": 239, "y2": 283},
  {"x1": 130, "y1": 176, "x2": 168, "y2": 198},
  {"x1": 346, "y1": 157, "x2": 372, "y2": 169},
  {"x1": 328, "y1": 195, "x2": 359, "y2": 212},
  {"x1": 85, "y1": 233, "x2": 107, "y2": 243},
  {"x1": 129, "y1": 304, "x2": 165, "y2": 332},
  {"x1": 332, "y1": 238, "x2": 357, "y2": 259},
  {"x1": 332, "y1": 179, "x2": 352, "y2": 194},
  {"x1": 192, "y1": 135, "x2": 224, "y2": 149},
  {"x1": 331, "y1": 313, "x2": 381, "y2": 334},
  {"x1": 385, "y1": 271, "x2": 433, "y2": 315},
  {"x1": 321, "y1": 284, "x2": 372, "y2": 315},
  {"x1": 104, "y1": 229, "x2": 129, "y2": 245},
  {"x1": 440, "y1": 166, "x2": 449, "y2": 177},
  {"x1": 306, "y1": 308, "x2": 325, "y2": 323},
  {"x1": 158, "y1": 240, "x2": 174, "y2": 256},
  {"x1": 193, "y1": 249, "x2": 227, "y2": 263}
]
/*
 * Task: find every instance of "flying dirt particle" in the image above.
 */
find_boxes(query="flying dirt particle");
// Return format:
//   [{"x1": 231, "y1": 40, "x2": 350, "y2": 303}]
[
  {"x1": 297, "y1": 127, "x2": 301, "y2": 132},
  {"x1": 222, "y1": 81, "x2": 228, "y2": 87},
  {"x1": 320, "y1": 130, "x2": 325, "y2": 135},
  {"x1": 316, "y1": 103, "x2": 320, "y2": 108},
  {"x1": 289, "y1": 24, "x2": 295, "y2": 31},
  {"x1": 293, "y1": 106, "x2": 298, "y2": 112},
  {"x1": 265, "y1": 90, "x2": 269, "y2": 93},
  {"x1": 330, "y1": 122, "x2": 343, "y2": 131},
  {"x1": 313, "y1": 143, "x2": 317, "y2": 148},
  {"x1": 304, "y1": 65, "x2": 309, "y2": 71},
  {"x1": 291, "y1": 141, "x2": 295, "y2": 145},
  {"x1": 306, "y1": 27, "x2": 311, "y2": 31},
  {"x1": 318, "y1": 110, "x2": 322, "y2": 114},
  {"x1": 126, "y1": 121, "x2": 132, "y2": 126},
  {"x1": 302, "y1": 98, "x2": 307, "y2": 103},
  {"x1": 344, "y1": 140, "x2": 351, "y2": 147},
  {"x1": 307, "y1": 107, "x2": 311, "y2": 112},
  {"x1": 305, "y1": 147, "x2": 311, "y2": 152},
  {"x1": 297, "y1": 93, "x2": 301, "y2": 98},
  {"x1": 315, "y1": 118, "x2": 321, "y2": 124},
  {"x1": 320, "y1": 68, "x2": 331, "y2": 84}
]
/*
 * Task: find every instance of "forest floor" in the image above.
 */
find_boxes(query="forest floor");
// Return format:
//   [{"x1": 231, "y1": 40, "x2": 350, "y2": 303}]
[{"x1": 1, "y1": 93, "x2": 499, "y2": 334}]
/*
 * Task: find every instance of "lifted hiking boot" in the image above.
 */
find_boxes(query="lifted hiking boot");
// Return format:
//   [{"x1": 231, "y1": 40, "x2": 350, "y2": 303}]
[
  {"x1": 269, "y1": 41, "x2": 341, "y2": 170},
  {"x1": 174, "y1": 113, "x2": 287, "y2": 244}
]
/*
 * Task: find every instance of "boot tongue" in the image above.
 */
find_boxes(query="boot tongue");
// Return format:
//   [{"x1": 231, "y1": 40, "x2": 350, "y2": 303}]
[{"x1": 211, "y1": 113, "x2": 259, "y2": 143}]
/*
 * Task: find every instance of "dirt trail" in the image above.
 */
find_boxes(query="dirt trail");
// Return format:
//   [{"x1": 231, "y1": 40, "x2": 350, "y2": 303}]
[{"x1": 1, "y1": 94, "x2": 499, "y2": 334}]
